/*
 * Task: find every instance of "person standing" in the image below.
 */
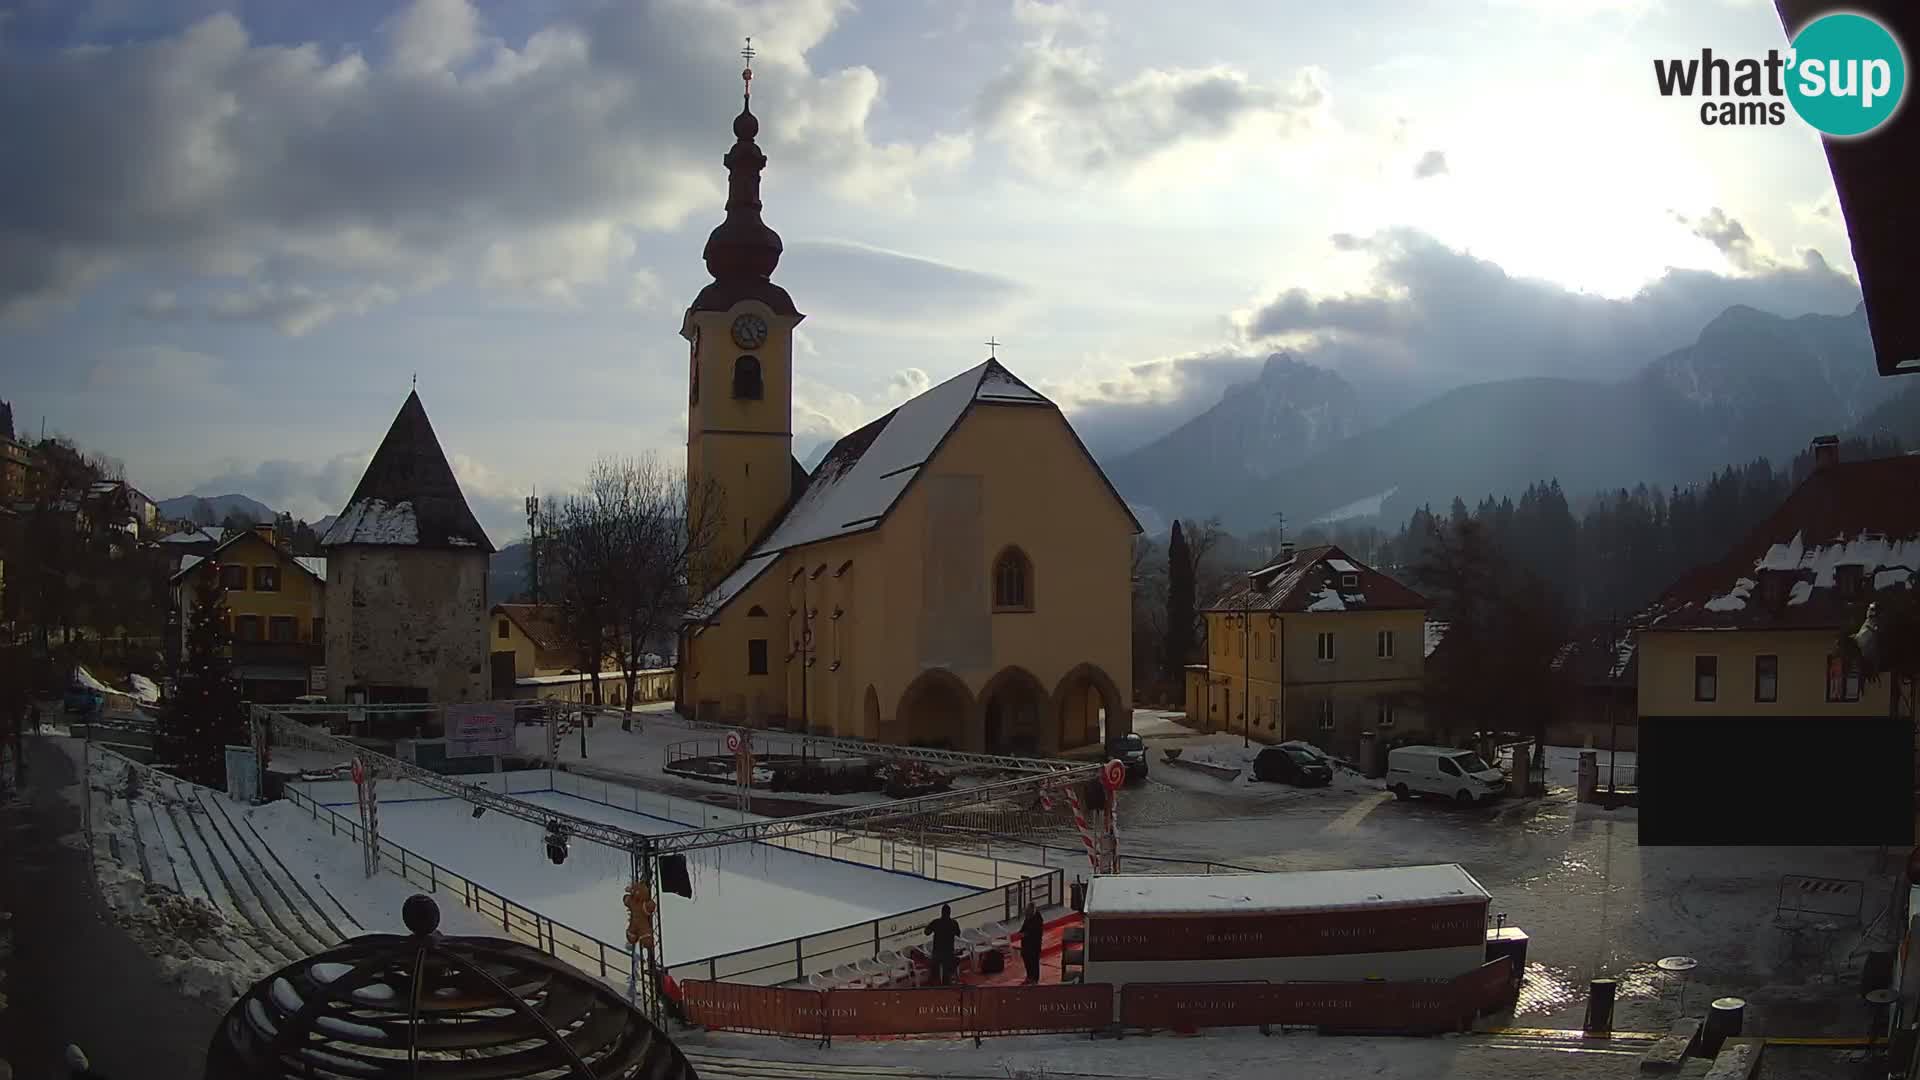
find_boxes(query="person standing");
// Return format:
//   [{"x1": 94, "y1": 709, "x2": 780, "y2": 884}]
[
  {"x1": 923, "y1": 904, "x2": 961, "y2": 986},
  {"x1": 1018, "y1": 905, "x2": 1045, "y2": 985}
]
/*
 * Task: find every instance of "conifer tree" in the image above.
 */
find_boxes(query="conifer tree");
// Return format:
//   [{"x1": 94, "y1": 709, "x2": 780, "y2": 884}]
[
  {"x1": 1165, "y1": 522, "x2": 1196, "y2": 682},
  {"x1": 162, "y1": 569, "x2": 248, "y2": 787}
]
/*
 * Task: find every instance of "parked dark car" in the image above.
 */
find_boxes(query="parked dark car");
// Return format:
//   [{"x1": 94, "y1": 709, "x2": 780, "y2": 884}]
[
  {"x1": 1105, "y1": 733, "x2": 1149, "y2": 782},
  {"x1": 1252, "y1": 744, "x2": 1333, "y2": 786}
]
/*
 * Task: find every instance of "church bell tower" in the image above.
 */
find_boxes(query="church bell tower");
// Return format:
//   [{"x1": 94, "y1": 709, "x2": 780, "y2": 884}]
[{"x1": 683, "y1": 40, "x2": 804, "y2": 596}]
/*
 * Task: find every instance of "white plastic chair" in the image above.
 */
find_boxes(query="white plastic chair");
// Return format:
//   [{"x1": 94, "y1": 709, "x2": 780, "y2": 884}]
[{"x1": 832, "y1": 961, "x2": 865, "y2": 989}]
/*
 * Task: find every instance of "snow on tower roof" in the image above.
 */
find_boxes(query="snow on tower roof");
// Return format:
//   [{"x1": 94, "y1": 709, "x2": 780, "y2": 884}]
[
  {"x1": 687, "y1": 358, "x2": 1138, "y2": 620},
  {"x1": 322, "y1": 391, "x2": 494, "y2": 553}
]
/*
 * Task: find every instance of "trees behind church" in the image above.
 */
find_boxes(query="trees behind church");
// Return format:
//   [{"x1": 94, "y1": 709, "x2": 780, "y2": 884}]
[{"x1": 543, "y1": 455, "x2": 724, "y2": 730}]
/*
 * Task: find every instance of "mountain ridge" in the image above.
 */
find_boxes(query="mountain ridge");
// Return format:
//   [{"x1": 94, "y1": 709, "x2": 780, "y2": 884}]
[{"x1": 1106, "y1": 302, "x2": 1890, "y2": 534}]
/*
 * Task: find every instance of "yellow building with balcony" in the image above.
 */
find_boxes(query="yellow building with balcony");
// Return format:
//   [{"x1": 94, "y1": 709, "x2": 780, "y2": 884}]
[
  {"x1": 1191, "y1": 543, "x2": 1430, "y2": 757},
  {"x1": 172, "y1": 523, "x2": 327, "y2": 702}
]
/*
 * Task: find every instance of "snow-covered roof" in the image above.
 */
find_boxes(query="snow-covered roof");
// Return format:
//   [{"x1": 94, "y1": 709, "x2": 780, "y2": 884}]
[
  {"x1": 1206, "y1": 545, "x2": 1428, "y2": 614},
  {"x1": 688, "y1": 553, "x2": 779, "y2": 621},
  {"x1": 754, "y1": 360, "x2": 1032, "y2": 555},
  {"x1": 1648, "y1": 454, "x2": 1920, "y2": 630},
  {"x1": 171, "y1": 538, "x2": 325, "y2": 584},
  {"x1": 322, "y1": 391, "x2": 493, "y2": 552},
  {"x1": 159, "y1": 527, "x2": 218, "y2": 544},
  {"x1": 1086, "y1": 865, "x2": 1489, "y2": 917},
  {"x1": 1424, "y1": 620, "x2": 1449, "y2": 658},
  {"x1": 687, "y1": 357, "x2": 1138, "y2": 619}
]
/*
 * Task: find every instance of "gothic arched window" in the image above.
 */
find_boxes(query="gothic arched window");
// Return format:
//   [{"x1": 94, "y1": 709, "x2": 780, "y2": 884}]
[
  {"x1": 992, "y1": 547, "x2": 1033, "y2": 611},
  {"x1": 733, "y1": 355, "x2": 763, "y2": 400}
]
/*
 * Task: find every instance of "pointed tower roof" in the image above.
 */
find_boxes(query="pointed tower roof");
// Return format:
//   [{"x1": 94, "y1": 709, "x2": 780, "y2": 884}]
[
  {"x1": 689, "y1": 45, "x2": 801, "y2": 319},
  {"x1": 322, "y1": 391, "x2": 494, "y2": 553}
]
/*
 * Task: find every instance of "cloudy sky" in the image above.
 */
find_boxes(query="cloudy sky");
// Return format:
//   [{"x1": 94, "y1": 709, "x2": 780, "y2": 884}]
[{"x1": 0, "y1": 0, "x2": 1868, "y2": 543}]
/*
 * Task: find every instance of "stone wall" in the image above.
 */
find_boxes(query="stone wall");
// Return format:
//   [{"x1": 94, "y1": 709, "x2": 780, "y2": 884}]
[{"x1": 325, "y1": 546, "x2": 488, "y2": 710}]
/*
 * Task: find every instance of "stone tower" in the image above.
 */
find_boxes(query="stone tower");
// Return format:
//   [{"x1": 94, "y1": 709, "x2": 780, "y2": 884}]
[{"x1": 322, "y1": 391, "x2": 494, "y2": 710}]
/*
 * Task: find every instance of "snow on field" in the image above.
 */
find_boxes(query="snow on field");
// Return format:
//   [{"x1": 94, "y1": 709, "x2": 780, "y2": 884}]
[
  {"x1": 363, "y1": 791, "x2": 973, "y2": 965},
  {"x1": 1313, "y1": 486, "x2": 1400, "y2": 525},
  {"x1": 246, "y1": 800, "x2": 500, "y2": 939}
]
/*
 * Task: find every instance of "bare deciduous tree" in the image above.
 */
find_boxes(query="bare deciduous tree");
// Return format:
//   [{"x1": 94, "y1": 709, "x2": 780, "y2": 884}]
[{"x1": 545, "y1": 456, "x2": 725, "y2": 731}]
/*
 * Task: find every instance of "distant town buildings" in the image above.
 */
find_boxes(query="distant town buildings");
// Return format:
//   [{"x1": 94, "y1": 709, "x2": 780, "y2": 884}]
[{"x1": 321, "y1": 391, "x2": 493, "y2": 712}]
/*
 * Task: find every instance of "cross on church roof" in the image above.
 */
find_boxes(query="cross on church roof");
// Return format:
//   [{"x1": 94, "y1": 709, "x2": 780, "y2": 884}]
[
  {"x1": 741, "y1": 37, "x2": 755, "y2": 98},
  {"x1": 985, "y1": 337, "x2": 1002, "y2": 359}
]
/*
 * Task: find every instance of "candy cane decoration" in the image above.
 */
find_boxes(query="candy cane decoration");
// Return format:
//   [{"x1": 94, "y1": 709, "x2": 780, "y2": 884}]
[{"x1": 1062, "y1": 782, "x2": 1099, "y2": 871}]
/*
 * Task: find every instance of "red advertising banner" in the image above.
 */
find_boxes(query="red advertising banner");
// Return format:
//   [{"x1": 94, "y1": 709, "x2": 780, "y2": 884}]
[
  {"x1": 823, "y1": 987, "x2": 972, "y2": 1037},
  {"x1": 682, "y1": 982, "x2": 824, "y2": 1036},
  {"x1": 1456, "y1": 956, "x2": 1517, "y2": 1012},
  {"x1": 1088, "y1": 901, "x2": 1488, "y2": 962},
  {"x1": 1118, "y1": 978, "x2": 1466, "y2": 1033},
  {"x1": 971, "y1": 984, "x2": 1113, "y2": 1034}
]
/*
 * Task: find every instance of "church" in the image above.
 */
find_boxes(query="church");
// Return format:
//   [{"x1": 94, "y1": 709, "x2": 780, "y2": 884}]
[{"x1": 676, "y1": 64, "x2": 1139, "y2": 756}]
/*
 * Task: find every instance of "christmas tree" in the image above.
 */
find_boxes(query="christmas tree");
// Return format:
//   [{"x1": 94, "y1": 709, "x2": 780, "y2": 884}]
[{"x1": 161, "y1": 567, "x2": 247, "y2": 787}]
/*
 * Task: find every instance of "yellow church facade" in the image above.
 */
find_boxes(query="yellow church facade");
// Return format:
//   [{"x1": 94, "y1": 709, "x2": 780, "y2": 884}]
[{"x1": 675, "y1": 77, "x2": 1138, "y2": 755}]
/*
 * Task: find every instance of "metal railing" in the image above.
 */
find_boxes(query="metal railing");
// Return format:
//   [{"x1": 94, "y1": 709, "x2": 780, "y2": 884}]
[
  {"x1": 280, "y1": 784, "x2": 653, "y2": 1009},
  {"x1": 286, "y1": 766, "x2": 1065, "y2": 994}
]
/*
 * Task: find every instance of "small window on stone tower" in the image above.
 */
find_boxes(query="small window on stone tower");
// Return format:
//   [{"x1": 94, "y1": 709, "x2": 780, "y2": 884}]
[
  {"x1": 993, "y1": 547, "x2": 1033, "y2": 611},
  {"x1": 733, "y1": 355, "x2": 763, "y2": 400}
]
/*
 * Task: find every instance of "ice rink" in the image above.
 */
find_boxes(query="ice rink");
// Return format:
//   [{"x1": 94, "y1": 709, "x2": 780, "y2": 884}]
[{"x1": 362, "y1": 790, "x2": 974, "y2": 966}]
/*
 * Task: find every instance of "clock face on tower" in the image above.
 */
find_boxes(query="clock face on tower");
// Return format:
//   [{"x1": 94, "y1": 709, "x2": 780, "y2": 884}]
[{"x1": 731, "y1": 314, "x2": 769, "y2": 350}]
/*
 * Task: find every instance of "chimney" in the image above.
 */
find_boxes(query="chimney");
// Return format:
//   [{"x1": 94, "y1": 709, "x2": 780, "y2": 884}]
[
  {"x1": 252, "y1": 522, "x2": 277, "y2": 547},
  {"x1": 1811, "y1": 434, "x2": 1840, "y2": 471}
]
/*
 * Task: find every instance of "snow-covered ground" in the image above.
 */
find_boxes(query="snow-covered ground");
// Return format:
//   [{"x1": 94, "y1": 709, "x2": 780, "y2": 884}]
[
  {"x1": 677, "y1": 1027, "x2": 1643, "y2": 1080},
  {"x1": 516, "y1": 705, "x2": 1024, "y2": 808},
  {"x1": 74, "y1": 740, "x2": 500, "y2": 1008},
  {"x1": 362, "y1": 790, "x2": 974, "y2": 966}
]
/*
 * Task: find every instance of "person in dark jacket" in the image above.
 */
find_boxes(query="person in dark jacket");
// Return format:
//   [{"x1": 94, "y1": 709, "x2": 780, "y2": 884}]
[
  {"x1": 923, "y1": 904, "x2": 961, "y2": 985},
  {"x1": 1018, "y1": 905, "x2": 1045, "y2": 984}
]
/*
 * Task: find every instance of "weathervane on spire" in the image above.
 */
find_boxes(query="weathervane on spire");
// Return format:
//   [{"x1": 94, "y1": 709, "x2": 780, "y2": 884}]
[{"x1": 741, "y1": 37, "x2": 755, "y2": 102}]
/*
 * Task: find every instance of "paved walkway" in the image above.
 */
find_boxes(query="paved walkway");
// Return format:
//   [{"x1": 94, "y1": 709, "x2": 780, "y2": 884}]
[{"x1": 0, "y1": 735, "x2": 220, "y2": 1078}]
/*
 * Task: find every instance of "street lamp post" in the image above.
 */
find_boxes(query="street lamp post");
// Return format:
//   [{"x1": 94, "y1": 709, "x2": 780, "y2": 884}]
[
  {"x1": 1243, "y1": 571, "x2": 1253, "y2": 749},
  {"x1": 1607, "y1": 612, "x2": 1620, "y2": 796}
]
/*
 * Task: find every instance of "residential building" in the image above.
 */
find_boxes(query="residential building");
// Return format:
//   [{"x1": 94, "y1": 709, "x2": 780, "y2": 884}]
[
  {"x1": 1191, "y1": 543, "x2": 1430, "y2": 758},
  {"x1": 322, "y1": 391, "x2": 494, "y2": 713},
  {"x1": 677, "y1": 83, "x2": 1138, "y2": 753},
  {"x1": 1546, "y1": 623, "x2": 1639, "y2": 752},
  {"x1": 171, "y1": 523, "x2": 326, "y2": 702},
  {"x1": 88, "y1": 480, "x2": 158, "y2": 537},
  {"x1": 1635, "y1": 436, "x2": 1916, "y2": 845},
  {"x1": 157, "y1": 525, "x2": 221, "y2": 572},
  {"x1": 487, "y1": 602, "x2": 671, "y2": 705}
]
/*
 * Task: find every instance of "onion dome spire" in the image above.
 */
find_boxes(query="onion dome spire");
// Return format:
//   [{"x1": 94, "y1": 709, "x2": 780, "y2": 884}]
[{"x1": 702, "y1": 37, "x2": 783, "y2": 283}]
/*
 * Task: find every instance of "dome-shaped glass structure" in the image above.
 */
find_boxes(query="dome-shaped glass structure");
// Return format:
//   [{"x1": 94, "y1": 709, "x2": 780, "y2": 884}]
[{"x1": 206, "y1": 895, "x2": 699, "y2": 1079}]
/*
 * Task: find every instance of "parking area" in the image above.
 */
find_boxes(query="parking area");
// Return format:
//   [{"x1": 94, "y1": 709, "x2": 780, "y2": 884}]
[{"x1": 1109, "y1": 715, "x2": 1902, "y2": 1039}]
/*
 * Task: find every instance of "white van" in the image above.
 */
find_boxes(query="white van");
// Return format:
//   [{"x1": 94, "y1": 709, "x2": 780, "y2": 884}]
[{"x1": 1386, "y1": 746, "x2": 1507, "y2": 805}]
